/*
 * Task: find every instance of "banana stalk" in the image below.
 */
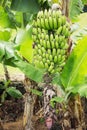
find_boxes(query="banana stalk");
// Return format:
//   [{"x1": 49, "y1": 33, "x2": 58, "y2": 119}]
[{"x1": 43, "y1": 74, "x2": 57, "y2": 129}]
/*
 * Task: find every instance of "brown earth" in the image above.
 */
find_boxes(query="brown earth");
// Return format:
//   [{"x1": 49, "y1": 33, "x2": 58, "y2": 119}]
[
  {"x1": 0, "y1": 120, "x2": 47, "y2": 130},
  {"x1": 0, "y1": 98, "x2": 47, "y2": 130}
]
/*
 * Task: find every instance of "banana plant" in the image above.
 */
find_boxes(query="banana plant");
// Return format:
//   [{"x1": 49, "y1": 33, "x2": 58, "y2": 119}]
[{"x1": 0, "y1": 0, "x2": 87, "y2": 130}]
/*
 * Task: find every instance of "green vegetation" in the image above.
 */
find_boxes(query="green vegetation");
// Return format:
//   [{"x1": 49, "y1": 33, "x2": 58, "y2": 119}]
[{"x1": 0, "y1": 0, "x2": 87, "y2": 129}]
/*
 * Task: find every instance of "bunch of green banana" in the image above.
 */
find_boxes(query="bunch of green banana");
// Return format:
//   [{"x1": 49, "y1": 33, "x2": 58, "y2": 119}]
[{"x1": 32, "y1": 9, "x2": 71, "y2": 74}]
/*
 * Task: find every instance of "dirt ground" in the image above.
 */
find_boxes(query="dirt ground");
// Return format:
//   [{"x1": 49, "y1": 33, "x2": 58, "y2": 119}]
[
  {"x1": 0, "y1": 98, "x2": 47, "y2": 130},
  {"x1": 0, "y1": 120, "x2": 47, "y2": 130},
  {"x1": 0, "y1": 98, "x2": 87, "y2": 130},
  {"x1": 0, "y1": 79, "x2": 87, "y2": 130}
]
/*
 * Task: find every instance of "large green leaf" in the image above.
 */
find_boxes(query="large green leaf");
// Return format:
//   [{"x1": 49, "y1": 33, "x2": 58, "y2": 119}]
[
  {"x1": 66, "y1": 84, "x2": 87, "y2": 98},
  {"x1": 61, "y1": 36, "x2": 87, "y2": 88},
  {"x1": 69, "y1": 0, "x2": 83, "y2": 22},
  {"x1": 15, "y1": 27, "x2": 33, "y2": 62},
  {"x1": 11, "y1": 0, "x2": 40, "y2": 13},
  {"x1": 71, "y1": 13, "x2": 87, "y2": 42},
  {"x1": 0, "y1": 41, "x2": 18, "y2": 63},
  {"x1": 0, "y1": 41, "x2": 44, "y2": 83},
  {"x1": 82, "y1": 0, "x2": 87, "y2": 4},
  {"x1": 77, "y1": 13, "x2": 87, "y2": 29},
  {"x1": 14, "y1": 60, "x2": 44, "y2": 83},
  {"x1": 0, "y1": 6, "x2": 11, "y2": 28}
]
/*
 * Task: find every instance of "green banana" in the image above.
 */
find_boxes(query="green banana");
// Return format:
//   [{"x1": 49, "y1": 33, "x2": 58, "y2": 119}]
[
  {"x1": 32, "y1": 35, "x2": 37, "y2": 42},
  {"x1": 32, "y1": 28, "x2": 37, "y2": 34},
  {"x1": 37, "y1": 10, "x2": 43, "y2": 18},
  {"x1": 65, "y1": 28, "x2": 70, "y2": 38},
  {"x1": 42, "y1": 53, "x2": 46, "y2": 58},
  {"x1": 51, "y1": 62, "x2": 54, "y2": 66},
  {"x1": 45, "y1": 18, "x2": 50, "y2": 29},
  {"x1": 60, "y1": 42, "x2": 65, "y2": 48},
  {"x1": 37, "y1": 18, "x2": 41, "y2": 27},
  {"x1": 37, "y1": 44, "x2": 42, "y2": 49},
  {"x1": 40, "y1": 39, "x2": 43, "y2": 45},
  {"x1": 52, "y1": 48, "x2": 56, "y2": 56},
  {"x1": 52, "y1": 10, "x2": 56, "y2": 18},
  {"x1": 41, "y1": 33, "x2": 45, "y2": 39},
  {"x1": 57, "y1": 54, "x2": 62, "y2": 62},
  {"x1": 60, "y1": 49, "x2": 66, "y2": 55},
  {"x1": 49, "y1": 55, "x2": 53, "y2": 61},
  {"x1": 56, "y1": 10, "x2": 61, "y2": 18},
  {"x1": 57, "y1": 49, "x2": 61, "y2": 55},
  {"x1": 44, "y1": 9, "x2": 48, "y2": 18},
  {"x1": 40, "y1": 61, "x2": 45, "y2": 68},
  {"x1": 55, "y1": 35, "x2": 59, "y2": 42},
  {"x1": 41, "y1": 18, "x2": 45, "y2": 28},
  {"x1": 48, "y1": 9, "x2": 52, "y2": 16},
  {"x1": 58, "y1": 17, "x2": 62, "y2": 27},
  {"x1": 62, "y1": 16, "x2": 66, "y2": 25},
  {"x1": 45, "y1": 34, "x2": 49, "y2": 40},
  {"x1": 48, "y1": 65, "x2": 54, "y2": 73},
  {"x1": 55, "y1": 42, "x2": 59, "y2": 49},
  {"x1": 63, "y1": 43, "x2": 69, "y2": 49},
  {"x1": 43, "y1": 58, "x2": 46, "y2": 63},
  {"x1": 45, "y1": 62, "x2": 49, "y2": 69},
  {"x1": 56, "y1": 26, "x2": 62, "y2": 35},
  {"x1": 37, "y1": 28, "x2": 42, "y2": 33},
  {"x1": 47, "y1": 59, "x2": 51, "y2": 65},
  {"x1": 41, "y1": 47, "x2": 46, "y2": 53},
  {"x1": 38, "y1": 55, "x2": 42, "y2": 60},
  {"x1": 56, "y1": 67, "x2": 62, "y2": 72},
  {"x1": 38, "y1": 49, "x2": 42, "y2": 55},
  {"x1": 59, "y1": 62, "x2": 65, "y2": 67},
  {"x1": 49, "y1": 16, "x2": 53, "y2": 29},
  {"x1": 53, "y1": 18, "x2": 58, "y2": 29},
  {"x1": 47, "y1": 41, "x2": 51, "y2": 48},
  {"x1": 62, "y1": 25, "x2": 67, "y2": 34},
  {"x1": 35, "y1": 45, "x2": 38, "y2": 51},
  {"x1": 51, "y1": 41, "x2": 55, "y2": 49},
  {"x1": 61, "y1": 55, "x2": 66, "y2": 62},
  {"x1": 50, "y1": 69, "x2": 55, "y2": 74},
  {"x1": 42, "y1": 40, "x2": 47, "y2": 48},
  {"x1": 46, "y1": 53, "x2": 49, "y2": 59},
  {"x1": 54, "y1": 56, "x2": 57, "y2": 63},
  {"x1": 59, "y1": 36, "x2": 64, "y2": 43},
  {"x1": 48, "y1": 49, "x2": 51, "y2": 55},
  {"x1": 50, "y1": 34, "x2": 54, "y2": 41},
  {"x1": 38, "y1": 34, "x2": 41, "y2": 39}
]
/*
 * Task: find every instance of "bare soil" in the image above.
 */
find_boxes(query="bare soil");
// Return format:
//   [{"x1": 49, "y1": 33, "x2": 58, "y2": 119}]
[
  {"x1": 0, "y1": 80, "x2": 47, "y2": 130},
  {"x1": 0, "y1": 81, "x2": 87, "y2": 130},
  {"x1": 0, "y1": 98, "x2": 47, "y2": 130}
]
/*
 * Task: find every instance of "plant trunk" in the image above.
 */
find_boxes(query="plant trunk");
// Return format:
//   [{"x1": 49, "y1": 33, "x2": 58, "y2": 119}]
[
  {"x1": 43, "y1": 84, "x2": 57, "y2": 120},
  {"x1": 23, "y1": 77, "x2": 37, "y2": 130},
  {"x1": 43, "y1": 74, "x2": 60, "y2": 130},
  {"x1": 23, "y1": 93, "x2": 34, "y2": 130},
  {"x1": 68, "y1": 95, "x2": 85, "y2": 130},
  {"x1": 62, "y1": 0, "x2": 69, "y2": 17}
]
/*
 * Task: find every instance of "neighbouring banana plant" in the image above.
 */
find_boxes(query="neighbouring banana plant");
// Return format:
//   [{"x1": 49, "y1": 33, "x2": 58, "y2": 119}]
[{"x1": 0, "y1": 80, "x2": 22, "y2": 103}]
